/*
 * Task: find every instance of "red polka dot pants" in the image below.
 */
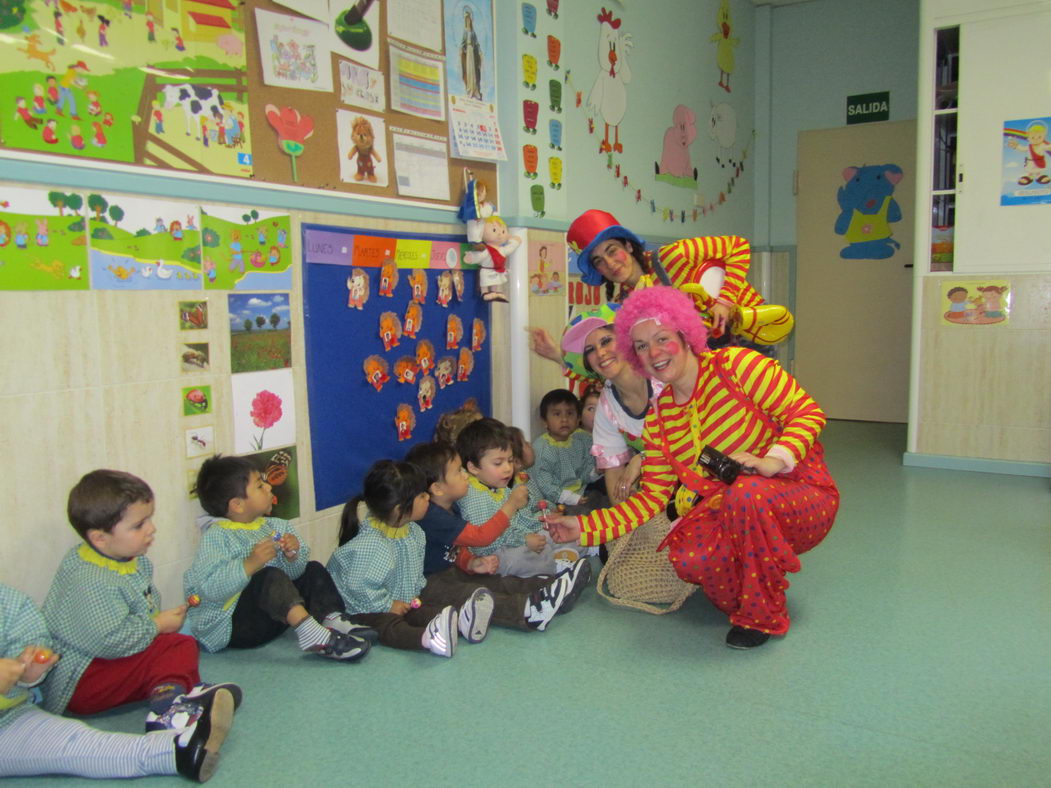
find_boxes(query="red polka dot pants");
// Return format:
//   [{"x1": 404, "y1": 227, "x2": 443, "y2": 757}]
[{"x1": 664, "y1": 452, "x2": 838, "y2": 636}]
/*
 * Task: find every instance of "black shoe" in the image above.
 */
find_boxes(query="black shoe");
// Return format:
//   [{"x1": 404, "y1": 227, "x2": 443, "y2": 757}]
[
  {"x1": 725, "y1": 626, "x2": 770, "y2": 649},
  {"x1": 556, "y1": 558, "x2": 592, "y2": 615},
  {"x1": 311, "y1": 629, "x2": 371, "y2": 662},
  {"x1": 174, "y1": 686, "x2": 235, "y2": 782}
]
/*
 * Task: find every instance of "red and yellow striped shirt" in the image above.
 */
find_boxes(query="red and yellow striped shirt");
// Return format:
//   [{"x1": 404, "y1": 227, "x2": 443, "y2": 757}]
[
  {"x1": 579, "y1": 347, "x2": 825, "y2": 545},
  {"x1": 656, "y1": 235, "x2": 765, "y2": 311}
]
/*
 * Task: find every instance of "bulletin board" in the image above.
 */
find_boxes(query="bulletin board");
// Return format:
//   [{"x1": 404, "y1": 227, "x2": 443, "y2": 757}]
[
  {"x1": 302, "y1": 222, "x2": 491, "y2": 511},
  {"x1": 0, "y1": 0, "x2": 497, "y2": 208}
]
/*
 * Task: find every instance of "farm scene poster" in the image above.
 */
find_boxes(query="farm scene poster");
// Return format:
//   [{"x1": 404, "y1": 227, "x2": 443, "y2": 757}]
[{"x1": 0, "y1": 0, "x2": 253, "y2": 178}]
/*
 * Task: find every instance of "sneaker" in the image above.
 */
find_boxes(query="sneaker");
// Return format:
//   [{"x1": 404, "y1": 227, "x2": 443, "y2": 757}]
[
  {"x1": 310, "y1": 629, "x2": 371, "y2": 662},
  {"x1": 323, "y1": 612, "x2": 380, "y2": 643},
  {"x1": 146, "y1": 698, "x2": 205, "y2": 733},
  {"x1": 555, "y1": 558, "x2": 592, "y2": 615},
  {"x1": 182, "y1": 682, "x2": 243, "y2": 712},
  {"x1": 725, "y1": 625, "x2": 771, "y2": 649},
  {"x1": 458, "y1": 588, "x2": 494, "y2": 644},
  {"x1": 173, "y1": 684, "x2": 235, "y2": 783},
  {"x1": 523, "y1": 575, "x2": 571, "y2": 631},
  {"x1": 422, "y1": 606, "x2": 457, "y2": 658}
]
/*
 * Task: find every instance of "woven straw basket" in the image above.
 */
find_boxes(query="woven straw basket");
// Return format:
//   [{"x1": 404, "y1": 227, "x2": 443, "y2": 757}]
[{"x1": 596, "y1": 511, "x2": 696, "y2": 615}]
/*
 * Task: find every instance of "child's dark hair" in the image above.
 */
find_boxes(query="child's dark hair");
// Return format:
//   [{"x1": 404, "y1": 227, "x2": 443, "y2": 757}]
[
  {"x1": 605, "y1": 241, "x2": 651, "y2": 302},
  {"x1": 67, "y1": 470, "x2": 154, "y2": 539},
  {"x1": 455, "y1": 418, "x2": 511, "y2": 469},
  {"x1": 339, "y1": 460, "x2": 427, "y2": 545},
  {"x1": 194, "y1": 454, "x2": 258, "y2": 518},
  {"x1": 404, "y1": 441, "x2": 458, "y2": 488},
  {"x1": 581, "y1": 385, "x2": 602, "y2": 404},
  {"x1": 539, "y1": 388, "x2": 581, "y2": 419},
  {"x1": 506, "y1": 425, "x2": 528, "y2": 466},
  {"x1": 947, "y1": 286, "x2": 967, "y2": 297}
]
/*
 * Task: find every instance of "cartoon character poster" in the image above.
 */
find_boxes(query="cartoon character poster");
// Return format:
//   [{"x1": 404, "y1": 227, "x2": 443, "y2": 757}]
[
  {"x1": 940, "y1": 279, "x2": 1011, "y2": 326},
  {"x1": 200, "y1": 205, "x2": 292, "y2": 290},
  {"x1": 336, "y1": 109, "x2": 388, "y2": 186},
  {"x1": 1001, "y1": 117, "x2": 1051, "y2": 206},
  {"x1": 87, "y1": 194, "x2": 201, "y2": 290},
  {"x1": 0, "y1": 186, "x2": 88, "y2": 290},
  {"x1": 228, "y1": 293, "x2": 292, "y2": 372},
  {"x1": 527, "y1": 239, "x2": 565, "y2": 295},
  {"x1": 0, "y1": 0, "x2": 253, "y2": 178}
]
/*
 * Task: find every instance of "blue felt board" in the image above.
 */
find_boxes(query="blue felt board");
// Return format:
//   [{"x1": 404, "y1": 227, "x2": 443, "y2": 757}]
[{"x1": 302, "y1": 224, "x2": 491, "y2": 511}]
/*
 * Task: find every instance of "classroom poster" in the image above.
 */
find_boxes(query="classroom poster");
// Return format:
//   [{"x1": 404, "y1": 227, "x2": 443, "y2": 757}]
[
  {"x1": 0, "y1": 186, "x2": 89, "y2": 291},
  {"x1": 232, "y1": 367, "x2": 296, "y2": 452},
  {"x1": 1001, "y1": 117, "x2": 1051, "y2": 206},
  {"x1": 228, "y1": 292, "x2": 292, "y2": 372},
  {"x1": 256, "y1": 9, "x2": 334, "y2": 93},
  {"x1": 527, "y1": 239, "x2": 565, "y2": 295},
  {"x1": 387, "y1": 0, "x2": 444, "y2": 53},
  {"x1": 329, "y1": 0, "x2": 381, "y2": 70},
  {"x1": 200, "y1": 205, "x2": 293, "y2": 290},
  {"x1": 87, "y1": 194, "x2": 202, "y2": 290},
  {"x1": 338, "y1": 60, "x2": 386, "y2": 112},
  {"x1": 940, "y1": 279, "x2": 1011, "y2": 326},
  {"x1": 388, "y1": 42, "x2": 446, "y2": 121},
  {"x1": 336, "y1": 110, "x2": 389, "y2": 186},
  {"x1": 0, "y1": 0, "x2": 253, "y2": 178},
  {"x1": 244, "y1": 444, "x2": 300, "y2": 519}
]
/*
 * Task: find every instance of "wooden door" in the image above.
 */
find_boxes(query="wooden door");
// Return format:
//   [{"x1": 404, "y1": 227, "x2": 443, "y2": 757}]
[{"x1": 795, "y1": 120, "x2": 916, "y2": 422}]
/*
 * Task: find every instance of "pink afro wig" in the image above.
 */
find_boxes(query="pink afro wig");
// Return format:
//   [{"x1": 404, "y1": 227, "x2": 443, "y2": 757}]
[{"x1": 614, "y1": 286, "x2": 708, "y2": 375}]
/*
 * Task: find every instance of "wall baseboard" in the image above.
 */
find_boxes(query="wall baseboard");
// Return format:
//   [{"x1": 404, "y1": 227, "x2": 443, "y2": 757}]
[{"x1": 902, "y1": 452, "x2": 1051, "y2": 478}]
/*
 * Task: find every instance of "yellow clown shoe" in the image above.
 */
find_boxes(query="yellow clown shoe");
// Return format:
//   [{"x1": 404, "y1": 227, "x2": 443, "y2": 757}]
[{"x1": 733, "y1": 304, "x2": 794, "y2": 345}]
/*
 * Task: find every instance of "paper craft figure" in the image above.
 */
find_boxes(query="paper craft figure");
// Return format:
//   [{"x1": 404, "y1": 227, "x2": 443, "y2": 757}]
[
  {"x1": 408, "y1": 269, "x2": 428, "y2": 303},
  {"x1": 379, "y1": 311, "x2": 402, "y2": 351},
  {"x1": 417, "y1": 375, "x2": 436, "y2": 411},
  {"x1": 588, "y1": 7, "x2": 633, "y2": 153},
  {"x1": 446, "y1": 314, "x2": 463, "y2": 349},
  {"x1": 471, "y1": 318, "x2": 486, "y2": 351},
  {"x1": 457, "y1": 348, "x2": 474, "y2": 382},
  {"x1": 452, "y1": 270, "x2": 465, "y2": 301},
  {"x1": 379, "y1": 257, "x2": 399, "y2": 296},
  {"x1": 403, "y1": 301, "x2": 422, "y2": 338},
  {"x1": 436, "y1": 271, "x2": 453, "y2": 307},
  {"x1": 394, "y1": 356, "x2": 420, "y2": 384},
  {"x1": 363, "y1": 354, "x2": 390, "y2": 391},
  {"x1": 416, "y1": 339, "x2": 436, "y2": 375},
  {"x1": 435, "y1": 356, "x2": 455, "y2": 389},
  {"x1": 394, "y1": 403, "x2": 416, "y2": 441}
]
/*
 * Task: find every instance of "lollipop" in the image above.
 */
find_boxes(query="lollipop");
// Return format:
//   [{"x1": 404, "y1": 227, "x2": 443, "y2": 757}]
[
  {"x1": 517, "y1": 471, "x2": 530, "y2": 483},
  {"x1": 186, "y1": 594, "x2": 201, "y2": 607},
  {"x1": 34, "y1": 647, "x2": 54, "y2": 664},
  {"x1": 410, "y1": 597, "x2": 422, "y2": 609},
  {"x1": 537, "y1": 500, "x2": 549, "y2": 523}
]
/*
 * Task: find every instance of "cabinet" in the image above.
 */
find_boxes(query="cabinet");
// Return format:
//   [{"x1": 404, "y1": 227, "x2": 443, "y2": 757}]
[{"x1": 929, "y1": 27, "x2": 957, "y2": 272}]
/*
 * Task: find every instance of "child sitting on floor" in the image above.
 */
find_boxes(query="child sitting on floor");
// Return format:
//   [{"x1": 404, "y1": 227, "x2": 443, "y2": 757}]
[
  {"x1": 1, "y1": 583, "x2": 233, "y2": 782},
  {"x1": 456, "y1": 419, "x2": 570, "y2": 577},
  {"x1": 41, "y1": 470, "x2": 242, "y2": 735},
  {"x1": 327, "y1": 460, "x2": 487, "y2": 658},
  {"x1": 528, "y1": 388, "x2": 603, "y2": 513},
  {"x1": 404, "y1": 441, "x2": 589, "y2": 632},
  {"x1": 184, "y1": 455, "x2": 371, "y2": 662}
]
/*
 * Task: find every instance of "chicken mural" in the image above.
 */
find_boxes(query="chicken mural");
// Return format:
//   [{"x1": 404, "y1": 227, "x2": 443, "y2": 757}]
[
  {"x1": 711, "y1": 0, "x2": 740, "y2": 93},
  {"x1": 587, "y1": 7, "x2": 632, "y2": 154}
]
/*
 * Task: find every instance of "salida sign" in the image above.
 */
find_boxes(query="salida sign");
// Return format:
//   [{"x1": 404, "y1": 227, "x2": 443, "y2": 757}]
[{"x1": 846, "y1": 91, "x2": 890, "y2": 125}]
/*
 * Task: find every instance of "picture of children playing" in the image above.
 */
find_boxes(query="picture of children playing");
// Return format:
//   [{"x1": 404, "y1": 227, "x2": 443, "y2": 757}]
[{"x1": 942, "y1": 282, "x2": 1010, "y2": 325}]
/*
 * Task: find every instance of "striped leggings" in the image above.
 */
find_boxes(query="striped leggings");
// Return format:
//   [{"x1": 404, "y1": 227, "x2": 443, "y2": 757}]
[{"x1": 0, "y1": 707, "x2": 177, "y2": 778}]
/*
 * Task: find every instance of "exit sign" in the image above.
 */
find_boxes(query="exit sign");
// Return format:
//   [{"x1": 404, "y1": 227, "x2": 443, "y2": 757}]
[{"x1": 846, "y1": 91, "x2": 890, "y2": 125}]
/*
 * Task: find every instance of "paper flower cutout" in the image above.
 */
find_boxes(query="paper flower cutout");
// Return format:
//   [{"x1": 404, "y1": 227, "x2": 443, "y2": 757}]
[{"x1": 265, "y1": 104, "x2": 314, "y2": 184}]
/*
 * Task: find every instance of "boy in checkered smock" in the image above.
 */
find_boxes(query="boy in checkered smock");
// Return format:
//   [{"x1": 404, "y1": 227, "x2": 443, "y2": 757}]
[
  {"x1": 456, "y1": 419, "x2": 578, "y2": 577},
  {"x1": 528, "y1": 389, "x2": 603, "y2": 513},
  {"x1": 41, "y1": 470, "x2": 242, "y2": 739},
  {"x1": 1, "y1": 583, "x2": 232, "y2": 781},
  {"x1": 184, "y1": 455, "x2": 372, "y2": 662}
]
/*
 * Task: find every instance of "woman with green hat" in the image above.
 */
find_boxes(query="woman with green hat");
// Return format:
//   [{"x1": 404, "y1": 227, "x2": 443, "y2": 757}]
[{"x1": 558, "y1": 302, "x2": 662, "y2": 504}]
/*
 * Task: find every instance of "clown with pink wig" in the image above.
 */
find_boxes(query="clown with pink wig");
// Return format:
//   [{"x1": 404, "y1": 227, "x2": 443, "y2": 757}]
[{"x1": 546, "y1": 286, "x2": 838, "y2": 649}]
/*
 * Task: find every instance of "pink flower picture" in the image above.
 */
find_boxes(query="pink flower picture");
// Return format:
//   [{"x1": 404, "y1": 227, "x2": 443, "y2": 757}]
[
  {"x1": 250, "y1": 389, "x2": 283, "y2": 450},
  {"x1": 232, "y1": 369, "x2": 296, "y2": 454}
]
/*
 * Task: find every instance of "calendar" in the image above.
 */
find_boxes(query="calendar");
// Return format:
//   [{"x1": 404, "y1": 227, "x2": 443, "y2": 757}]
[{"x1": 449, "y1": 97, "x2": 507, "y2": 162}]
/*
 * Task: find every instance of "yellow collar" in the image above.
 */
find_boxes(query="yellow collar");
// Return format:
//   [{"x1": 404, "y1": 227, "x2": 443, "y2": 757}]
[
  {"x1": 77, "y1": 543, "x2": 139, "y2": 575},
  {"x1": 543, "y1": 431, "x2": 579, "y2": 448},
  {"x1": 361, "y1": 504, "x2": 411, "y2": 539},
  {"x1": 216, "y1": 517, "x2": 266, "y2": 531},
  {"x1": 468, "y1": 475, "x2": 505, "y2": 502}
]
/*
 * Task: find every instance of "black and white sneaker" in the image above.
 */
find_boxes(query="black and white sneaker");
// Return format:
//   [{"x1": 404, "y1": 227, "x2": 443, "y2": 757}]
[
  {"x1": 555, "y1": 558, "x2": 592, "y2": 615},
  {"x1": 523, "y1": 574, "x2": 571, "y2": 631},
  {"x1": 458, "y1": 587, "x2": 494, "y2": 644},
  {"x1": 182, "y1": 682, "x2": 243, "y2": 712},
  {"x1": 423, "y1": 606, "x2": 458, "y2": 657},
  {"x1": 173, "y1": 685, "x2": 235, "y2": 783},
  {"x1": 311, "y1": 629, "x2": 371, "y2": 662},
  {"x1": 323, "y1": 612, "x2": 380, "y2": 643}
]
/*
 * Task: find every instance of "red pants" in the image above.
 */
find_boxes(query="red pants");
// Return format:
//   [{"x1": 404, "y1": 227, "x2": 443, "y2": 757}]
[
  {"x1": 664, "y1": 445, "x2": 838, "y2": 636},
  {"x1": 67, "y1": 633, "x2": 200, "y2": 715}
]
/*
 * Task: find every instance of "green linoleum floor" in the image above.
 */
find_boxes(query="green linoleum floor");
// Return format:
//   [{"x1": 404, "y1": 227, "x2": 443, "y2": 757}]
[{"x1": 12, "y1": 421, "x2": 1051, "y2": 787}]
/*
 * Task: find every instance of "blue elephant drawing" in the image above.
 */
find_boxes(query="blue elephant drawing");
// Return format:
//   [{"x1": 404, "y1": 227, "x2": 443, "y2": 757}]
[{"x1": 834, "y1": 163, "x2": 904, "y2": 259}]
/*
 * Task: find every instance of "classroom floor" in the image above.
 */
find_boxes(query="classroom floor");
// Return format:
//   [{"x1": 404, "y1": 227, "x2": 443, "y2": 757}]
[{"x1": 15, "y1": 421, "x2": 1051, "y2": 787}]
